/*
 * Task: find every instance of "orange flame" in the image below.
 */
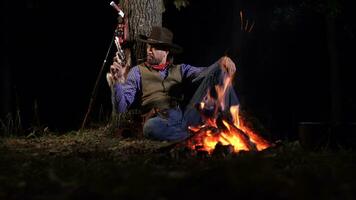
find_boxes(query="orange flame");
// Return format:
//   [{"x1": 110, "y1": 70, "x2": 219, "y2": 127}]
[{"x1": 187, "y1": 73, "x2": 270, "y2": 154}]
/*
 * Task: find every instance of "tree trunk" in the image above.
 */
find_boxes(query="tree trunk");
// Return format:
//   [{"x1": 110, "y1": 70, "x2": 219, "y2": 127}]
[
  {"x1": 121, "y1": 0, "x2": 163, "y2": 65},
  {"x1": 325, "y1": 11, "x2": 340, "y2": 125},
  {"x1": 107, "y1": 0, "x2": 163, "y2": 132}
]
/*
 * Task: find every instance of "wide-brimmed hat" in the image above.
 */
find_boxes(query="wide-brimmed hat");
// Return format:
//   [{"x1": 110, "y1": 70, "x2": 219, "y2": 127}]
[{"x1": 138, "y1": 26, "x2": 182, "y2": 53}]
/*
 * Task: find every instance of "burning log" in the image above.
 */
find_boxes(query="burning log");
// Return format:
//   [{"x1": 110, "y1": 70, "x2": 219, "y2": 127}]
[
  {"x1": 211, "y1": 142, "x2": 234, "y2": 157},
  {"x1": 219, "y1": 120, "x2": 258, "y2": 152},
  {"x1": 186, "y1": 91, "x2": 270, "y2": 154},
  {"x1": 163, "y1": 62, "x2": 272, "y2": 156}
]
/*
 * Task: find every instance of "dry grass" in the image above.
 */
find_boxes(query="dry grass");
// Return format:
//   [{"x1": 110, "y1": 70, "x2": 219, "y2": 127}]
[{"x1": 0, "y1": 127, "x2": 355, "y2": 200}]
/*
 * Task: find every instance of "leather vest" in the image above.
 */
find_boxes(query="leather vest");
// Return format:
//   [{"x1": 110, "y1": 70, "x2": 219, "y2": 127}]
[{"x1": 139, "y1": 64, "x2": 183, "y2": 113}]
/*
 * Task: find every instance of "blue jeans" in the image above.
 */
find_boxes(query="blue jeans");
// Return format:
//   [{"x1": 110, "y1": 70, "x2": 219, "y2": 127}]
[
  {"x1": 143, "y1": 107, "x2": 189, "y2": 141},
  {"x1": 143, "y1": 66, "x2": 239, "y2": 141}
]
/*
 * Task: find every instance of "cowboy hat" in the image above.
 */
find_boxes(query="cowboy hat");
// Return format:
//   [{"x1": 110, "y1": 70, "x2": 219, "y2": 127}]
[{"x1": 138, "y1": 26, "x2": 183, "y2": 53}]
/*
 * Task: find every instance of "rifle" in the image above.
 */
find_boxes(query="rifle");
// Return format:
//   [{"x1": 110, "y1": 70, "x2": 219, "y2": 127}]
[
  {"x1": 107, "y1": 1, "x2": 130, "y2": 85},
  {"x1": 81, "y1": 1, "x2": 130, "y2": 130}
]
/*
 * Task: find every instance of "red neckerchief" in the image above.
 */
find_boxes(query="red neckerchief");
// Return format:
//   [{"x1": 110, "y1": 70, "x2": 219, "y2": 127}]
[{"x1": 146, "y1": 62, "x2": 170, "y2": 71}]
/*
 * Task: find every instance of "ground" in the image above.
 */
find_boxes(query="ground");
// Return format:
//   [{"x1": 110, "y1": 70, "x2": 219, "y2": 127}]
[{"x1": 0, "y1": 127, "x2": 355, "y2": 200}]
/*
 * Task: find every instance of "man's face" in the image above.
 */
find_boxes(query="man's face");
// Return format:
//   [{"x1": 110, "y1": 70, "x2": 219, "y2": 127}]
[{"x1": 146, "y1": 43, "x2": 169, "y2": 65}]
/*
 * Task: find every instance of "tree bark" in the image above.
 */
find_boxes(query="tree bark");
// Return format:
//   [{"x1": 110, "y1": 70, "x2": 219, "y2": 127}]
[
  {"x1": 325, "y1": 11, "x2": 340, "y2": 125},
  {"x1": 121, "y1": 0, "x2": 163, "y2": 65},
  {"x1": 107, "y1": 0, "x2": 163, "y2": 131}
]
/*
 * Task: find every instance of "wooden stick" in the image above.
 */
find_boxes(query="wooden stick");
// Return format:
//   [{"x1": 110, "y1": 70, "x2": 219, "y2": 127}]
[
  {"x1": 244, "y1": 19, "x2": 249, "y2": 32},
  {"x1": 240, "y1": 11, "x2": 244, "y2": 30},
  {"x1": 81, "y1": 35, "x2": 115, "y2": 130},
  {"x1": 248, "y1": 21, "x2": 255, "y2": 33}
]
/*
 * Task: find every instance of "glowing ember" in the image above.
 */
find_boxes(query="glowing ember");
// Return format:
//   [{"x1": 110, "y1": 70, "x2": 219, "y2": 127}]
[{"x1": 186, "y1": 72, "x2": 271, "y2": 154}]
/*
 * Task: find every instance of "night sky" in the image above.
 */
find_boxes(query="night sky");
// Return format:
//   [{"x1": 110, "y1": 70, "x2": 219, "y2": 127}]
[{"x1": 1, "y1": 0, "x2": 355, "y2": 139}]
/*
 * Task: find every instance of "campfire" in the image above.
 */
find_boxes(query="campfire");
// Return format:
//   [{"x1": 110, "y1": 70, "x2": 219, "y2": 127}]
[{"x1": 186, "y1": 75, "x2": 271, "y2": 154}]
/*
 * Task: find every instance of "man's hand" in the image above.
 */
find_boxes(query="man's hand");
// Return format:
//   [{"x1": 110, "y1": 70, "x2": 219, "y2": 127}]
[
  {"x1": 107, "y1": 53, "x2": 127, "y2": 86},
  {"x1": 219, "y1": 56, "x2": 236, "y2": 76}
]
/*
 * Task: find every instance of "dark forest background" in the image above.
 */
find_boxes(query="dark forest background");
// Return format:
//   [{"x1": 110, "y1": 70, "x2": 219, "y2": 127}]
[{"x1": 1, "y1": 0, "x2": 355, "y2": 139}]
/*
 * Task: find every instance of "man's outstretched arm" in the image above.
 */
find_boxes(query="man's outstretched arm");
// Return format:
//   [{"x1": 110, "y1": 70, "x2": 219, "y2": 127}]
[{"x1": 188, "y1": 56, "x2": 236, "y2": 83}]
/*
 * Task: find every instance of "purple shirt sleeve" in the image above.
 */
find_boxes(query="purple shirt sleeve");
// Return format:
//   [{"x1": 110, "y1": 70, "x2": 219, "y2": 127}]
[
  {"x1": 114, "y1": 63, "x2": 208, "y2": 113},
  {"x1": 114, "y1": 66, "x2": 141, "y2": 113},
  {"x1": 181, "y1": 63, "x2": 205, "y2": 80}
]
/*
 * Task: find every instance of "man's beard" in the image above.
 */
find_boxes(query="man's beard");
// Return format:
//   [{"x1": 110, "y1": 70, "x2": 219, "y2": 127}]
[{"x1": 146, "y1": 55, "x2": 162, "y2": 65}]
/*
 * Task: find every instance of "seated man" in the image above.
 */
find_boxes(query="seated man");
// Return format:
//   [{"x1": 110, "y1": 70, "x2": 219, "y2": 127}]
[{"x1": 107, "y1": 26, "x2": 239, "y2": 141}]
